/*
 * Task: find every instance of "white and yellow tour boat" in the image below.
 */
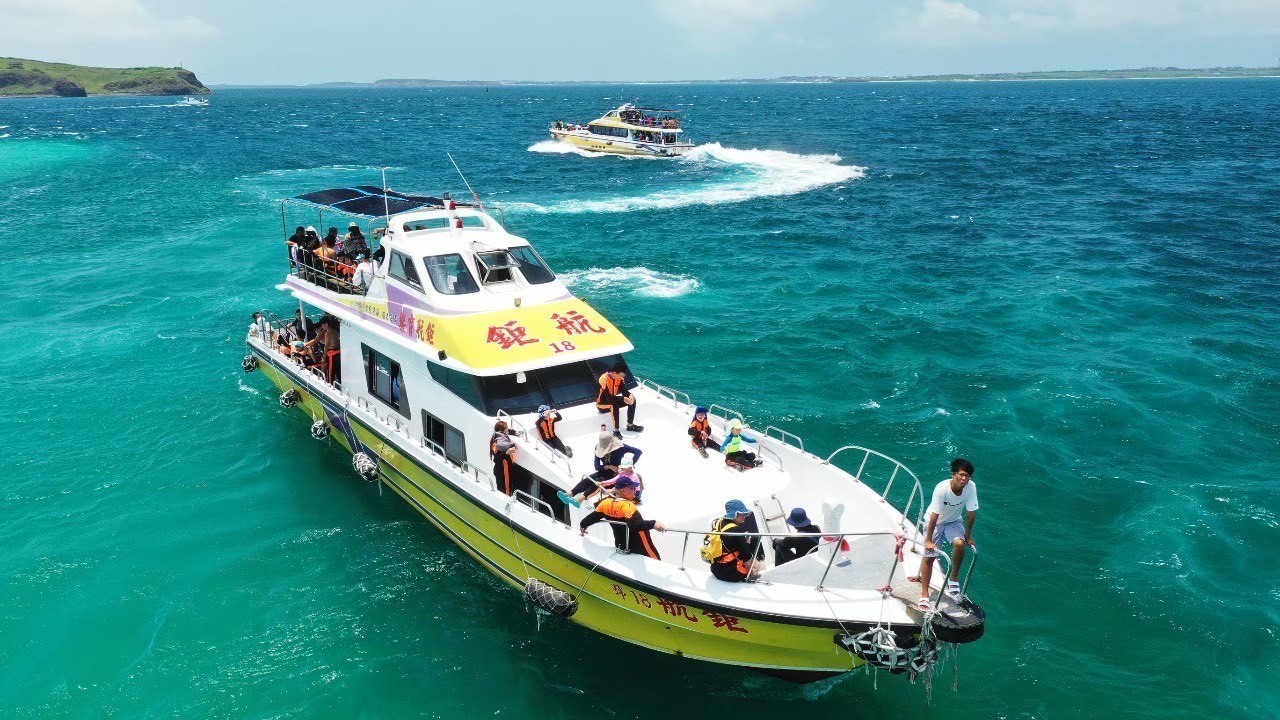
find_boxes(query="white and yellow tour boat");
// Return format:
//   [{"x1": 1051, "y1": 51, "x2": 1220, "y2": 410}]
[
  {"x1": 243, "y1": 185, "x2": 985, "y2": 683},
  {"x1": 549, "y1": 104, "x2": 695, "y2": 157}
]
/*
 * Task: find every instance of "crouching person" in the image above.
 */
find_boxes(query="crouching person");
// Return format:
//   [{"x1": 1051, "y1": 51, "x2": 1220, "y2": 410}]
[
  {"x1": 704, "y1": 499, "x2": 760, "y2": 582},
  {"x1": 579, "y1": 477, "x2": 664, "y2": 559}
]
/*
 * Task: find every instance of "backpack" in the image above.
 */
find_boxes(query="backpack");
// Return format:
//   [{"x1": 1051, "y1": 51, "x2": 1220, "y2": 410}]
[{"x1": 700, "y1": 520, "x2": 738, "y2": 563}]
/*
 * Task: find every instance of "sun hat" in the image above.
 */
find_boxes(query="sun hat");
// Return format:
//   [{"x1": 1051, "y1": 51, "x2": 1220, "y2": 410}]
[
  {"x1": 723, "y1": 499, "x2": 750, "y2": 519},
  {"x1": 785, "y1": 508, "x2": 811, "y2": 528},
  {"x1": 694, "y1": 406, "x2": 708, "y2": 417},
  {"x1": 619, "y1": 453, "x2": 635, "y2": 469},
  {"x1": 537, "y1": 404, "x2": 551, "y2": 415},
  {"x1": 305, "y1": 225, "x2": 317, "y2": 233},
  {"x1": 613, "y1": 476, "x2": 639, "y2": 491},
  {"x1": 349, "y1": 222, "x2": 359, "y2": 229},
  {"x1": 595, "y1": 430, "x2": 623, "y2": 458},
  {"x1": 728, "y1": 418, "x2": 744, "y2": 431}
]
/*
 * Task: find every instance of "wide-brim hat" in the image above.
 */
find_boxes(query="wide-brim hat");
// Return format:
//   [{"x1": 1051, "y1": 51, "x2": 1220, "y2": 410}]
[
  {"x1": 728, "y1": 418, "x2": 744, "y2": 431},
  {"x1": 595, "y1": 431, "x2": 623, "y2": 458},
  {"x1": 723, "y1": 499, "x2": 749, "y2": 519},
  {"x1": 785, "y1": 508, "x2": 811, "y2": 528},
  {"x1": 619, "y1": 453, "x2": 635, "y2": 469}
]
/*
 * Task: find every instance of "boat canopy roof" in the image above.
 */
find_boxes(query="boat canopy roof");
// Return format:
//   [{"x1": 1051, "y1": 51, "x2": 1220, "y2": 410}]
[{"x1": 288, "y1": 186, "x2": 472, "y2": 219}]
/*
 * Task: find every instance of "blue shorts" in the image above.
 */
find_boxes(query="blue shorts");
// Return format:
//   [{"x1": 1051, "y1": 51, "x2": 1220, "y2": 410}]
[{"x1": 926, "y1": 521, "x2": 966, "y2": 557}]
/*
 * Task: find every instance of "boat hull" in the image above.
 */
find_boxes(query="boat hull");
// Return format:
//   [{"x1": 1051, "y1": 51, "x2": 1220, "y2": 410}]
[
  {"x1": 548, "y1": 129, "x2": 693, "y2": 157},
  {"x1": 250, "y1": 347, "x2": 867, "y2": 679}
]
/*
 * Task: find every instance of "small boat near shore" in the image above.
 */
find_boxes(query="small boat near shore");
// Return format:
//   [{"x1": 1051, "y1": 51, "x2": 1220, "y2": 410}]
[
  {"x1": 549, "y1": 103, "x2": 694, "y2": 157},
  {"x1": 242, "y1": 183, "x2": 985, "y2": 683},
  {"x1": 177, "y1": 96, "x2": 208, "y2": 106}
]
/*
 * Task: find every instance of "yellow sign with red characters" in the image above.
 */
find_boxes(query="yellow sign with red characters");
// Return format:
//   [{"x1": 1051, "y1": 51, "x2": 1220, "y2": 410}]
[{"x1": 337, "y1": 296, "x2": 632, "y2": 371}]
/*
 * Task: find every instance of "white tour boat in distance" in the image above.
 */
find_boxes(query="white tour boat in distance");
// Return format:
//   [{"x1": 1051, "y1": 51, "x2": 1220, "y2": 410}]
[
  {"x1": 242, "y1": 183, "x2": 985, "y2": 683},
  {"x1": 549, "y1": 103, "x2": 694, "y2": 157}
]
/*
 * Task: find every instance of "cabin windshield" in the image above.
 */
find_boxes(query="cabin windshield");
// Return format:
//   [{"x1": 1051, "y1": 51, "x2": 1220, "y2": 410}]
[
  {"x1": 427, "y1": 355, "x2": 635, "y2": 415},
  {"x1": 424, "y1": 254, "x2": 480, "y2": 295},
  {"x1": 508, "y1": 245, "x2": 555, "y2": 284}
]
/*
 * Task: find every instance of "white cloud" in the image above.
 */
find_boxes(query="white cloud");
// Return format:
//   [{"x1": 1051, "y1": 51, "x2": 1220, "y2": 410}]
[
  {"x1": 893, "y1": 0, "x2": 1280, "y2": 47},
  {"x1": 652, "y1": 0, "x2": 812, "y2": 47},
  {"x1": 0, "y1": 0, "x2": 217, "y2": 43}
]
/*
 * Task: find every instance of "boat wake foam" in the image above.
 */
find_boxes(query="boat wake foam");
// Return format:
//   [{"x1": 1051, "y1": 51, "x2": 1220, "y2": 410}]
[
  {"x1": 514, "y1": 142, "x2": 864, "y2": 213},
  {"x1": 559, "y1": 267, "x2": 700, "y2": 298},
  {"x1": 526, "y1": 140, "x2": 662, "y2": 160}
]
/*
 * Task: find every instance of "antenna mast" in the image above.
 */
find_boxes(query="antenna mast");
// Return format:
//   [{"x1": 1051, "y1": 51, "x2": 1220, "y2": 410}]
[{"x1": 447, "y1": 152, "x2": 484, "y2": 210}]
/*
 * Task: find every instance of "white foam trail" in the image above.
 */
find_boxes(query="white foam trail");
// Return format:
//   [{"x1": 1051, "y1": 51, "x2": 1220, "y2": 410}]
[
  {"x1": 559, "y1": 267, "x2": 700, "y2": 298},
  {"x1": 512, "y1": 142, "x2": 865, "y2": 214},
  {"x1": 527, "y1": 140, "x2": 660, "y2": 160}
]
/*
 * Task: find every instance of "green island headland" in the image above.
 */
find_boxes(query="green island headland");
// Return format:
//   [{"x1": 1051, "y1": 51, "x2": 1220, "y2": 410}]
[{"x1": 0, "y1": 58, "x2": 210, "y2": 97}]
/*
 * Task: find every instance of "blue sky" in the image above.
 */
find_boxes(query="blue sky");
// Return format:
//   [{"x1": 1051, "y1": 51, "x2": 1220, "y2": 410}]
[{"x1": 2, "y1": 0, "x2": 1278, "y2": 83}]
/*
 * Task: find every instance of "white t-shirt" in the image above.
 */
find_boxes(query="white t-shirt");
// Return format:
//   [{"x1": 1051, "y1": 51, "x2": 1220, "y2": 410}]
[
  {"x1": 927, "y1": 479, "x2": 978, "y2": 525},
  {"x1": 353, "y1": 261, "x2": 377, "y2": 288}
]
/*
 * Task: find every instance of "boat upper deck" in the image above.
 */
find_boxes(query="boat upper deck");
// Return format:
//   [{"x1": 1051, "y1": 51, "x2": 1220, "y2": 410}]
[{"x1": 282, "y1": 193, "x2": 633, "y2": 376}]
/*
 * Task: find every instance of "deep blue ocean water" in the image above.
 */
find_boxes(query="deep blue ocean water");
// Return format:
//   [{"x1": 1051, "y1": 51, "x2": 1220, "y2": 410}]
[{"x1": 2, "y1": 80, "x2": 1278, "y2": 719}]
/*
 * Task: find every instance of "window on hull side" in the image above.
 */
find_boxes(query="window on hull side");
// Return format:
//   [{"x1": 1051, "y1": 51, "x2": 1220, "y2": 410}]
[
  {"x1": 422, "y1": 411, "x2": 467, "y2": 466},
  {"x1": 362, "y1": 343, "x2": 411, "y2": 418}
]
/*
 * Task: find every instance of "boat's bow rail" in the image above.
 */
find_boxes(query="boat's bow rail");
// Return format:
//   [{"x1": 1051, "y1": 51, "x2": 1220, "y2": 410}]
[{"x1": 631, "y1": 376, "x2": 980, "y2": 598}]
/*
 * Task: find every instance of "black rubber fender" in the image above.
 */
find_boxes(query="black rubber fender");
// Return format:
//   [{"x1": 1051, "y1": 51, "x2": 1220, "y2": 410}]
[
  {"x1": 524, "y1": 579, "x2": 578, "y2": 618},
  {"x1": 930, "y1": 595, "x2": 986, "y2": 643}
]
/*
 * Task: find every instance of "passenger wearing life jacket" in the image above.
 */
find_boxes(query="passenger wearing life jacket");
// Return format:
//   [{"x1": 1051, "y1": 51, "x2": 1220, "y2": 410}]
[
  {"x1": 707, "y1": 499, "x2": 759, "y2": 582},
  {"x1": 534, "y1": 404, "x2": 572, "y2": 458},
  {"x1": 688, "y1": 406, "x2": 720, "y2": 459},
  {"x1": 596, "y1": 362, "x2": 643, "y2": 438},
  {"x1": 489, "y1": 421, "x2": 517, "y2": 496},
  {"x1": 721, "y1": 419, "x2": 763, "y2": 471},
  {"x1": 578, "y1": 476, "x2": 665, "y2": 559}
]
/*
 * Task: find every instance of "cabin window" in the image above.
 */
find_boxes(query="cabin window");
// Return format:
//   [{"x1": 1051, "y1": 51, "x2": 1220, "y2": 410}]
[
  {"x1": 422, "y1": 411, "x2": 467, "y2": 465},
  {"x1": 474, "y1": 356, "x2": 636, "y2": 415},
  {"x1": 362, "y1": 344, "x2": 410, "y2": 418},
  {"x1": 427, "y1": 361, "x2": 486, "y2": 411},
  {"x1": 479, "y1": 373, "x2": 546, "y2": 415},
  {"x1": 586, "y1": 354, "x2": 637, "y2": 390},
  {"x1": 388, "y1": 251, "x2": 424, "y2": 291},
  {"x1": 539, "y1": 361, "x2": 598, "y2": 406},
  {"x1": 475, "y1": 250, "x2": 517, "y2": 284},
  {"x1": 508, "y1": 246, "x2": 555, "y2": 285},
  {"x1": 459, "y1": 216, "x2": 486, "y2": 228},
  {"x1": 405, "y1": 218, "x2": 450, "y2": 231},
  {"x1": 424, "y1": 254, "x2": 480, "y2": 295}
]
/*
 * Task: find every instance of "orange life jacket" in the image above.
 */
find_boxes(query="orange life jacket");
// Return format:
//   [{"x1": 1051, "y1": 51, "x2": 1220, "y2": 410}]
[
  {"x1": 596, "y1": 497, "x2": 637, "y2": 520},
  {"x1": 596, "y1": 372, "x2": 623, "y2": 408},
  {"x1": 536, "y1": 414, "x2": 557, "y2": 441},
  {"x1": 690, "y1": 417, "x2": 710, "y2": 437}
]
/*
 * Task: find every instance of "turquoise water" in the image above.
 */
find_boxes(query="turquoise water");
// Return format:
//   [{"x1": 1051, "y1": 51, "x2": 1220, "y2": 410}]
[{"x1": 2, "y1": 81, "x2": 1278, "y2": 718}]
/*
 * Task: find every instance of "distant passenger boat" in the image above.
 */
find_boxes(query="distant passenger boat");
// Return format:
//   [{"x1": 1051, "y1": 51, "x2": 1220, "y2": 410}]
[
  {"x1": 549, "y1": 103, "x2": 694, "y2": 157},
  {"x1": 177, "y1": 96, "x2": 208, "y2": 106},
  {"x1": 242, "y1": 184, "x2": 985, "y2": 682}
]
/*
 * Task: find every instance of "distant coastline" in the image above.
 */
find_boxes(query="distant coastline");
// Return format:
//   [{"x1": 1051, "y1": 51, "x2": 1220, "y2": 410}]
[
  {"x1": 0, "y1": 57, "x2": 210, "y2": 97},
  {"x1": 210, "y1": 65, "x2": 1280, "y2": 89}
]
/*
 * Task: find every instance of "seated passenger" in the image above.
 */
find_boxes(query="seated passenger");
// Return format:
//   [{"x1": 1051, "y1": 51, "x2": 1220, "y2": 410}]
[
  {"x1": 688, "y1": 406, "x2": 720, "y2": 458},
  {"x1": 706, "y1": 499, "x2": 759, "y2": 582},
  {"x1": 596, "y1": 362, "x2": 642, "y2": 437},
  {"x1": 773, "y1": 507, "x2": 821, "y2": 566},
  {"x1": 304, "y1": 316, "x2": 341, "y2": 384},
  {"x1": 535, "y1": 405, "x2": 573, "y2": 458},
  {"x1": 578, "y1": 476, "x2": 665, "y2": 559},
  {"x1": 352, "y1": 253, "x2": 378, "y2": 290},
  {"x1": 343, "y1": 223, "x2": 368, "y2": 256},
  {"x1": 593, "y1": 429, "x2": 642, "y2": 477},
  {"x1": 721, "y1": 419, "x2": 763, "y2": 471}
]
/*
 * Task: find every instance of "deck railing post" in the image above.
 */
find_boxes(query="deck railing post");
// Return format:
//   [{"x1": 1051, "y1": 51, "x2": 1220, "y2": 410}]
[
  {"x1": 678, "y1": 532, "x2": 690, "y2": 571},
  {"x1": 816, "y1": 534, "x2": 842, "y2": 591}
]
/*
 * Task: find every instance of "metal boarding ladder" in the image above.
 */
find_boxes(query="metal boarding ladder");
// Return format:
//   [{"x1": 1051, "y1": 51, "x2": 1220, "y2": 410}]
[
  {"x1": 495, "y1": 409, "x2": 574, "y2": 479},
  {"x1": 753, "y1": 495, "x2": 789, "y2": 533}
]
